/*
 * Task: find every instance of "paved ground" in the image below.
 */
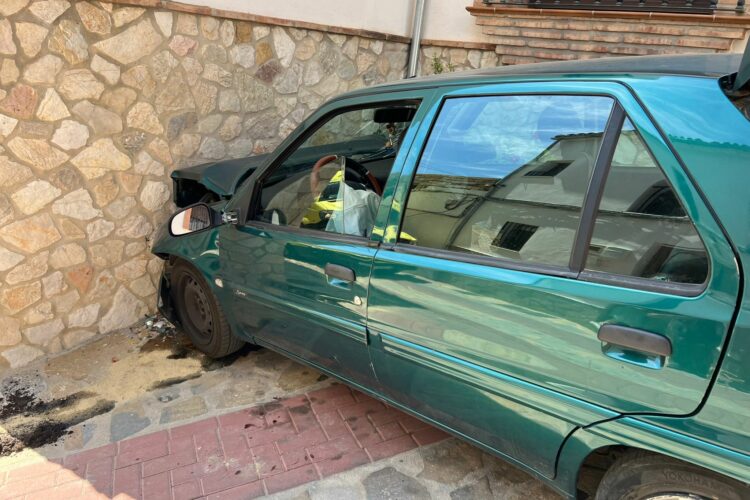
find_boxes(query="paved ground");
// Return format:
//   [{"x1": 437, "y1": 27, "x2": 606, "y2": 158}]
[{"x1": 0, "y1": 321, "x2": 561, "y2": 499}]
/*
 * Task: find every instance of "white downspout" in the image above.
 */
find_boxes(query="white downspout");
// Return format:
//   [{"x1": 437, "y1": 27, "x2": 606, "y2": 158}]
[{"x1": 407, "y1": 0, "x2": 427, "y2": 78}]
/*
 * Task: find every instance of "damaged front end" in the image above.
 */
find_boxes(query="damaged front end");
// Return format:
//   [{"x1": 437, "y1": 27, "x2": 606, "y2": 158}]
[{"x1": 171, "y1": 153, "x2": 268, "y2": 207}]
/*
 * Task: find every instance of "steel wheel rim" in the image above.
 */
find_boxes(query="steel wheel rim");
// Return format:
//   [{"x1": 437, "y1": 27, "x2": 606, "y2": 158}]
[{"x1": 182, "y1": 275, "x2": 213, "y2": 340}]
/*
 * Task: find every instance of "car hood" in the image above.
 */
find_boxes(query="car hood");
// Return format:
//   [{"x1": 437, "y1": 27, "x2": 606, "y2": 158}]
[{"x1": 171, "y1": 154, "x2": 270, "y2": 197}]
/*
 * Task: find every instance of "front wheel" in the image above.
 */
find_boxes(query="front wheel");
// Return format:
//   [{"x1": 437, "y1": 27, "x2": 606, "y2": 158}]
[
  {"x1": 171, "y1": 261, "x2": 244, "y2": 358},
  {"x1": 595, "y1": 451, "x2": 749, "y2": 500}
]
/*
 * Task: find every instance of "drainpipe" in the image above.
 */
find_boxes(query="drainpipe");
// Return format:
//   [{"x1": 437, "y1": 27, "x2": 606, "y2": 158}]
[{"x1": 407, "y1": 0, "x2": 427, "y2": 78}]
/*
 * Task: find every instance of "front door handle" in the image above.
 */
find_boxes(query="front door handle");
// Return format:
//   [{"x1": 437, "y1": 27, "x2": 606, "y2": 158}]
[
  {"x1": 325, "y1": 263, "x2": 355, "y2": 283},
  {"x1": 598, "y1": 324, "x2": 672, "y2": 357}
]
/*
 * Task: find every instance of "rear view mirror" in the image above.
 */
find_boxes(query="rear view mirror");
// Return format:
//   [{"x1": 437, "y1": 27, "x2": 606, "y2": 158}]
[
  {"x1": 373, "y1": 107, "x2": 417, "y2": 124},
  {"x1": 170, "y1": 204, "x2": 215, "y2": 236}
]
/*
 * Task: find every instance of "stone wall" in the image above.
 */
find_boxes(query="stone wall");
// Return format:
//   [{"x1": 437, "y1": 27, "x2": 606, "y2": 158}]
[
  {"x1": 0, "y1": 0, "x2": 501, "y2": 371},
  {"x1": 0, "y1": 0, "x2": 420, "y2": 370}
]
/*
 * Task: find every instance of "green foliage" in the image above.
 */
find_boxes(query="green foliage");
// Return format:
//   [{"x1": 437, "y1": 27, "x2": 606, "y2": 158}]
[{"x1": 431, "y1": 55, "x2": 455, "y2": 75}]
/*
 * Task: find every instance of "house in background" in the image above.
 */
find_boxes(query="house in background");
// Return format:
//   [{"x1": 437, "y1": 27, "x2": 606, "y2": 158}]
[{"x1": 466, "y1": 0, "x2": 748, "y2": 64}]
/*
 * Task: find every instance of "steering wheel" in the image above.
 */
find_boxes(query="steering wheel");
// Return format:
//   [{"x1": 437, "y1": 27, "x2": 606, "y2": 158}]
[{"x1": 310, "y1": 155, "x2": 382, "y2": 197}]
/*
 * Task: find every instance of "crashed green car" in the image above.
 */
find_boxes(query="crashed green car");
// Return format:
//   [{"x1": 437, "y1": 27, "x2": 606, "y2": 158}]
[{"x1": 152, "y1": 51, "x2": 750, "y2": 499}]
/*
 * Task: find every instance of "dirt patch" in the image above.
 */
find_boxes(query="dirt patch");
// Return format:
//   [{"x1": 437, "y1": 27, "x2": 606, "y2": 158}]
[
  {"x1": 0, "y1": 318, "x2": 215, "y2": 456},
  {"x1": 0, "y1": 377, "x2": 116, "y2": 457},
  {"x1": 148, "y1": 373, "x2": 203, "y2": 390}
]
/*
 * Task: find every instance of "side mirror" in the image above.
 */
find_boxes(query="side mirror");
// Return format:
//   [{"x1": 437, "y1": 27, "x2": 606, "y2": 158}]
[{"x1": 169, "y1": 204, "x2": 217, "y2": 236}]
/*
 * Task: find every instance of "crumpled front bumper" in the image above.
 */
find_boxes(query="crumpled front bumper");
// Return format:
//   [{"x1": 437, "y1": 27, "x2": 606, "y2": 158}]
[{"x1": 157, "y1": 261, "x2": 180, "y2": 327}]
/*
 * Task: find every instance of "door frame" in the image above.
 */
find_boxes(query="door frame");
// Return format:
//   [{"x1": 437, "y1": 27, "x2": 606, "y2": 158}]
[{"x1": 380, "y1": 80, "x2": 736, "y2": 299}]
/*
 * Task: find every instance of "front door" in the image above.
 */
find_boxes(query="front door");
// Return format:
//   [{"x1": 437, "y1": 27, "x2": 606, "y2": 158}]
[
  {"x1": 219, "y1": 96, "x2": 424, "y2": 388},
  {"x1": 366, "y1": 82, "x2": 739, "y2": 477}
]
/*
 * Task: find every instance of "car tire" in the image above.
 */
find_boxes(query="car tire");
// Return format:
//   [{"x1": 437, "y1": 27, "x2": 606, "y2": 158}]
[
  {"x1": 595, "y1": 450, "x2": 749, "y2": 500},
  {"x1": 171, "y1": 260, "x2": 244, "y2": 358}
]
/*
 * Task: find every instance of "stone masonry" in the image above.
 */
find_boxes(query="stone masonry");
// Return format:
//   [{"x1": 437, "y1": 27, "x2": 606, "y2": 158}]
[{"x1": 0, "y1": 1, "x2": 499, "y2": 370}]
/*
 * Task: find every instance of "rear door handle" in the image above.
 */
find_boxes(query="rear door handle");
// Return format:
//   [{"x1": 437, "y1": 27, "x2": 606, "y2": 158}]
[
  {"x1": 598, "y1": 324, "x2": 672, "y2": 357},
  {"x1": 325, "y1": 263, "x2": 355, "y2": 283}
]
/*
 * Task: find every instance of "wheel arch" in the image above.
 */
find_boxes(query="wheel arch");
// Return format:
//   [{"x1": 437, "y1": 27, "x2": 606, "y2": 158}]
[{"x1": 555, "y1": 418, "x2": 750, "y2": 498}]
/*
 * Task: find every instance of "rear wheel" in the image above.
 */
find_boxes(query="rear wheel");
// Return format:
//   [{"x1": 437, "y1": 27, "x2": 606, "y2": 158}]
[
  {"x1": 171, "y1": 261, "x2": 244, "y2": 358},
  {"x1": 595, "y1": 451, "x2": 749, "y2": 500}
]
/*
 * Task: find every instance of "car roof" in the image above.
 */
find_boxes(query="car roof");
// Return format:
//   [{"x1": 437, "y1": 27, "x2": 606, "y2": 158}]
[{"x1": 345, "y1": 53, "x2": 741, "y2": 96}]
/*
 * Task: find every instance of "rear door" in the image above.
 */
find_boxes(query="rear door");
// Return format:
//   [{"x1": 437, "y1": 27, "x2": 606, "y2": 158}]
[{"x1": 366, "y1": 81, "x2": 739, "y2": 477}]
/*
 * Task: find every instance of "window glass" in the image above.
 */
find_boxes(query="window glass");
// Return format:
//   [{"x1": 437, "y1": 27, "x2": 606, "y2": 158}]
[
  {"x1": 585, "y1": 119, "x2": 708, "y2": 284},
  {"x1": 254, "y1": 103, "x2": 418, "y2": 238},
  {"x1": 400, "y1": 95, "x2": 613, "y2": 267}
]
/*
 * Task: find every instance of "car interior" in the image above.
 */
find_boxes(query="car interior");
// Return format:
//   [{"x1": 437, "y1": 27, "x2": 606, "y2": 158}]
[{"x1": 256, "y1": 103, "x2": 419, "y2": 237}]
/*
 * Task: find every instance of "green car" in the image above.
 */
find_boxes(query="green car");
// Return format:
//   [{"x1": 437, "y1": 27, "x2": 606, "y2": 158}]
[{"x1": 152, "y1": 49, "x2": 750, "y2": 499}]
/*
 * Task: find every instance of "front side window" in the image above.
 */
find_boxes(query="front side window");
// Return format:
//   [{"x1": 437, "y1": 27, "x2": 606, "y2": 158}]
[
  {"x1": 585, "y1": 119, "x2": 708, "y2": 284},
  {"x1": 400, "y1": 94, "x2": 614, "y2": 267},
  {"x1": 254, "y1": 102, "x2": 419, "y2": 238}
]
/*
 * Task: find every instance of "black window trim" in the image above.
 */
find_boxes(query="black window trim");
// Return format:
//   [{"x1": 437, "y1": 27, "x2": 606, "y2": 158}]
[
  {"x1": 244, "y1": 98, "x2": 423, "y2": 245},
  {"x1": 391, "y1": 91, "x2": 709, "y2": 297}
]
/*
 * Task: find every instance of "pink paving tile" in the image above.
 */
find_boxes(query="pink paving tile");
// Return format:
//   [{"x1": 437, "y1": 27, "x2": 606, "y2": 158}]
[
  {"x1": 115, "y1": 439, "x2": 169, "y2": 468},
  {"x1": 143, "y1": 471, "x2": 171, "y2": 500},
  {"x1": 275, "y1": 427, "x2": 327, "y2": 455},
  {"x1": 367, "y1": 407, "x2": 403, "y2": 427},
  {"x1": 251, "y1": 443, "x2": 285, "y2": 477},
  {"x1": 200, "y1": 464, "x2": 260, "y2": 495},
  {"x1": 0, "y1": 384, "x2": 453, "y2": 500},
  {"x1": 5, "y1": 461, "x2": 63, "y2": 482},
  {"x1": 171, "y1": 459, "x2": 225, "y2": 486},
  {"x1": 316, "y1": 449, "x2": 371, "y2": 478},
  {"x1": 113, "y1": 463, "x2": 142, "y2": 498},
  {"x1": 307, "y1": 384, "x2": 353, "y2": 401},
  {"x1": 263, "y1": 464, "x2": 319, "y2": 495},
  {"x1": 194, "y1": 430, "x2": 224, "y2": 463},
  {"x1": 54, "y1": 467, "x2": 83, "y2": 485},
  {"x1": 206, "y1": 479, "x2": 265, "y2": 499},
  {"x1": 277, "y1": 394, "x2": 310, "y2": 409},
  {"x1": 84, "y1": 456, "x2": 114, "y2": 496},
  {"x1": 169, "y1": 434, "x2": 198, "y2": 454},
  {"x1": 287, "y1": 404, "x2": 320, "y2": 433},
  {"x1": 119, "y1": 430, "x2": 169, "y2": 453},
  {"x1": 412, "y1": 426, "x2": 451, "y2": 446},
  {"x1": 316, "y1": 409, "x2": 351, "y2": 439},
  {"x1": 366, "y1": 434, "x2": 419, "y2": 461},
  {"x1": 170, "y1": 417, "x2": 218, "y2": 439},
  {"x1": 376, "y1": 420, "x2": 407, "y2": 441},
  {"x1": 172, "y1": 479, "x2": 203, "y2": 500},
  {"x1": 338, "y1": 398, "x2": 389, "y2": 422},
  {"x1": 281, "y1": 447, "x2": 310, "y2": 471},
  {"x1": 0, "y1": 471, "x2": 57, "y2": 498},
  {"x1": 244, "y1": 422, "x2": 296, "y2": 448},
  {"x1": 142, "y1": 448, "x2": 198, "y2": 477},
  {"x1": 262, "y1": 404, "x2": 291, "y2": 427},
  {"x1": 218, "y1": 409, "x2": 266, "y2": 434},
  {"x1": 48, "y1": 479, "x2": 85, "y2": 499},
  {"x1": 62, "y1": 443, "x2": 116, "y2": 474},
  {"x1": 306, "y1": 434, "x2": 360, "y2": 463},
  {"x1": 346, "y1": 414, "x2": 384, "y2": 448},
  {"x1": 399, "y1": 414, "x2": 432, "y2": 432}
]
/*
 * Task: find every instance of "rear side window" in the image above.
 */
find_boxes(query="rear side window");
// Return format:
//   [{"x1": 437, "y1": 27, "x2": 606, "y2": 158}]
[
  {"x1": 400, "y1": 95, "x2": 614, "y2": 267},
  {"x1": 585, "y1": 119, "x2": 708, "y2": 284}
]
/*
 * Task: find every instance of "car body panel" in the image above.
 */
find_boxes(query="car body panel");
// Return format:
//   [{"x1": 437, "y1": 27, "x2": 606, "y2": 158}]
[
  {"x1": 151, "y1": 57, "x2": 750, "y2": 497},
  {"x1": 215, "y1": 89, "x2": 435, "y2": 390},
  {"x1": 626, "y1": 76, "x2": 750, "y2": 465}
]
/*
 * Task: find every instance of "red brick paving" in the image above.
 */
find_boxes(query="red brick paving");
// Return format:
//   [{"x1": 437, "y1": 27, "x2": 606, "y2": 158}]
[{"x1": 0, "y1": 385, "x2": 449, "y2": 499}]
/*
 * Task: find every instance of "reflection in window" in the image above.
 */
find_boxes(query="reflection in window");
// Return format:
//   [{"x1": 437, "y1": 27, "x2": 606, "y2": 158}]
[
  {"x1": 585, "y1": 119, "x2": 708, "y2": 284},
  {"x1": 400, "y1": 95, "x2": 614, "y2": 267}
]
